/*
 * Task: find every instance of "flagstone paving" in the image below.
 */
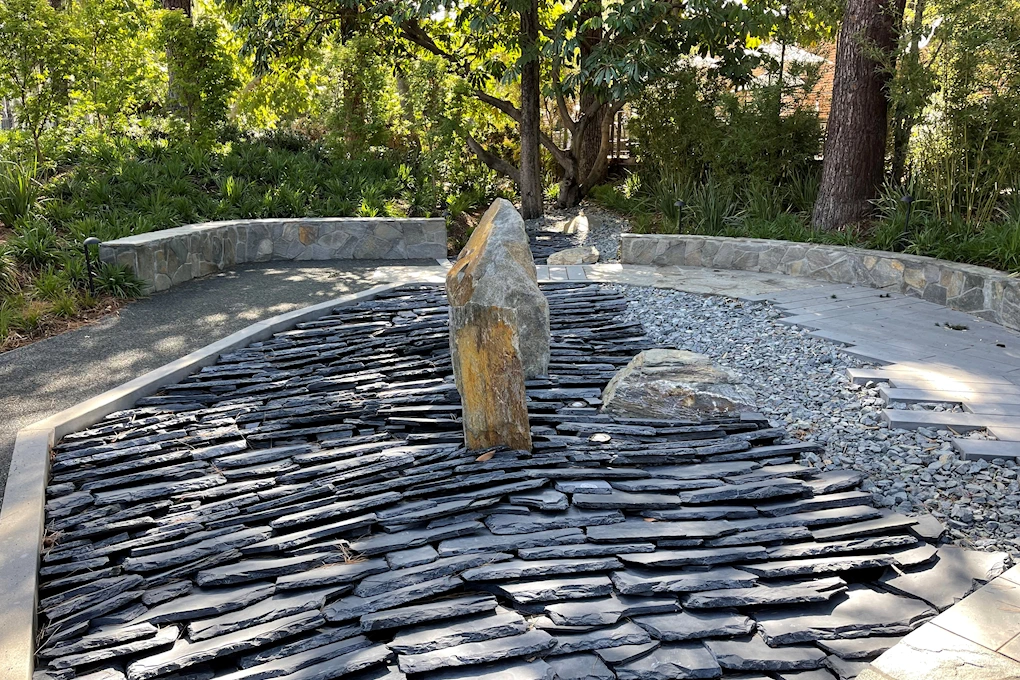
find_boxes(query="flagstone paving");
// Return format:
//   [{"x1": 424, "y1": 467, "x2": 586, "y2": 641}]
[{"x1": 33, "y1": 282, "x2": 1015, "y2": 680}]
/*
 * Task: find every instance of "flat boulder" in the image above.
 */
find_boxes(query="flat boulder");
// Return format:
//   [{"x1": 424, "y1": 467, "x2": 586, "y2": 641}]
[
  {"x1": 548, "y1": 246, "x2": 599, "y2": 265},
  {"x1": 602, "y1": 349, "x2": 756, "y2": 421}
]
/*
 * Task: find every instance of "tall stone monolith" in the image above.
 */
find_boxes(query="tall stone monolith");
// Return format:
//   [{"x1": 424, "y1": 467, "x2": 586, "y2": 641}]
[{"x1": 447, "y1": 198, "x2": 550, "y2": 451}]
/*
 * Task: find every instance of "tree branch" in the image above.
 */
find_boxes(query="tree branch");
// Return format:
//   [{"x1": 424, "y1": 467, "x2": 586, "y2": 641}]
[
  {"x1": 552, "y1": 58, "x2": 575, "y2": 135},
  {"x1": 466, "y1": 135, "x2": 521, "y2": 183}
]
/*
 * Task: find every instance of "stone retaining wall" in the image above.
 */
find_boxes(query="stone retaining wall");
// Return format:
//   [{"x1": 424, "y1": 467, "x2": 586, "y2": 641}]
[
  {"x1": 621, "y1": 234, "x2": 1020, "y2": 332},
  {"x1": 99, "y1": 217, "x2": 447, "y2": 292}
]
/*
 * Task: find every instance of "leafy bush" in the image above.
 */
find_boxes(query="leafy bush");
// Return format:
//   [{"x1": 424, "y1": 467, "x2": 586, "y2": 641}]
[
  {"x1": 94, "y1": 262, "x2": 146, "y2": 298},
  {"x1": 0, "y1": 158, "x2": 44, "y2": 228}
]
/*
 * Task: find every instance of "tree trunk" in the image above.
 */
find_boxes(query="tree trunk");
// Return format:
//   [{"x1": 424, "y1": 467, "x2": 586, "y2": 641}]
[
  {"x1": 518, "y1": 0, "x2": 543, "y2": 219},
  {"x1": 812, "y1": 0, "x2": 906, "y2": 230},
  {"x1": 890, "y1": 0, "x2": 926, "y2": 184},
  {"x1": 163, "y1": 0, "x2": 193, "y2": 115},
  {"x1": 576, "y1": 4, "x2": 606, "y2": 191}
]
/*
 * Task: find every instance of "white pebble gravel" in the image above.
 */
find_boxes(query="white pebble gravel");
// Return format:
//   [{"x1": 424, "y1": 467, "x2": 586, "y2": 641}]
[{"x1": 614, "y1": 285, "x2": 1018, "y2": 558}]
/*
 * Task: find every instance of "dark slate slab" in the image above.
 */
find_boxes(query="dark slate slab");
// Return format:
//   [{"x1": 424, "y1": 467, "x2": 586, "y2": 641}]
[
  {"x1": 554, "y1": 480, "x2": 613, "y2": 494},
  {"x1": 139, "y1": 583, "x2": 275, "y2": 624},
  {"x1": 461, "y1": 557, "x2": 621, "y2": 582},
  {"x1": 508, "y1": 489, "x2": 569, "y2": 511},
  {"x1": 276, "y1": 558, "x2": 388, "y2": 591},
  {"x1": 323, "y1": 576, "x2": 463, "y2": 622},
  {"x1": 488, "y1": 576, "x2": 614, "y2": 604},
  {"x1": 614, "y1": 643, "x2": 722, "y2": 680},
  {"x1": 271, "y1": 492, "x2": 401, "y2": 530},
  {"x1": 437, "y1": 528, "x2": 585, "y2": 556},
  {"x1": 356, "y1": 552, "x2": 512, "y2": 596},
  {"x1": 249, "y1": 644, "x2": 393, "y2": 680},
  {"x1": 587, "y1": 520, "x2": 734, "y2": 543},
  {"x1": 632, "y1": 610, "x2": 754, "y2": 641},
  {"x1": 878, "y1": 545, "x2": 1008, "y2": 610},
  {"x1": 756, "y1": 491, "x2": 874, "y2": 517},
  {"x1": 360, "y1": 594, "x2": 498, "y2": 632},
  {"x1": 765, "y1": 535, "x2": 918, "y2": 561},
  {"x1": 640, "y1": 507, "x2": 758, "y2": 521},
  {"x1": 618, "y1": 545, "x2": 767, "y2": 568},
  {"x1": 678, "y1": 478, "x2": 808, "y2": 504},
  {"x1": 810, "y1": 513, "x2": 917, "y2": 541},
  {"x1": 704, "y1": 527, "x2": 812, "y2": 547},
  {"x1": 195, "y1": 553, "x2": 341, "y2": 587},
  {"x1": 548, "y1": 621, "x2": 652, "y2": 656},
  {"x1": 803, "y1": 471, "x2": 864, "y2": 495},
  {"x1": 681, "y1": 576, "x2": 847, "y2": 609},
  {"x1": 518, "y1": 543, "x2": 655, "y2": 560},
  {"x1": 817, "y1": 636, "x2": 900, "y2": 660},
  {"x1": 417, "y1": 659, "x2": 555, "y2": 680},
  {"x1": 755, "y1": 585, "x2": 936, "y2": 645},
  {"x1": 739, "y1": 554, "x2": 897, "y2": 578},
  {"x1": 50, "y1": 626, "x2": 180, "y2": 669},
  {"x1": 213, "y1": 635, "x2": 373, "y2": 680},
  {"x1": 484, "y1": 508, "x2": 624, "y2": 535},
  {"x1": 705, "y1": 635, "x2": 826, "y2": 672},
  {"x1": 122, "y1": 527, "x2": 272, "y2": 573},
  {"x1": 124, "y1": 610, "x2": 323, "y2": 680},
  {"x1": 594, "y1": 641, "x2": 660, "y2": 666},
  {"x1": 93, "y1": 475, "x2": 227, "y2": 506},
  {"x1": 545, "y1": 653, "x2": 615, "y2": 680},
  {"x1": 572, "y1": 491, "x2": 693, "y2": 510},
  {"x1": 38, "y1": 623, "x2": 158, "y2": 660},
  {"x1": 238, "y1": 625, "x2": 362, "y2": 668},
  {"x1": 348, "y1": 521, "x2": 484, "y2": 557},
  {"x1": 890, "y1": 543, "x2": 938, "y2": 567},
  {"x1": 387, "y1": 607, "x2": 527, "y2": 654},
  {"x1": 611, "y1": 567, "x2": 757, "y2": 595},
  {"x1": 386, "y1": 546, "x2": 439, "y2": 570},
  {"x1": 186, "y1": 588, "x2": 336, "y2": 641},
  {"x1": 545, "y1": 593, "x2": 679, "y2": 626},
  {"x1": 142, "y1": 581, "x2": 193, "y2": 607},
  {"x1": 608, "y1": 478, "x2": 724, "y2": 493},
  {"x1": 396, "y1": 629, "x2": 557, "y2": 674}
]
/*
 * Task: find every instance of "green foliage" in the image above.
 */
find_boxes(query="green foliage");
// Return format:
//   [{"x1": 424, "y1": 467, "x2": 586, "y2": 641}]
[
  {"x1": 158, "y1": 13, "x2": 240, "y2": 137},
  {"x1": 631, "y1": 71, "x2": 823, "y2": 190},
  {"x1": 0, "y1": 158, "x2": 44, "y2": 228},
  {"x1": 95, "y1": 262, "x2": 145, "y2": 298},
  {"x1": 0, "y1": 0, "x2": 80, "y2": 157}
]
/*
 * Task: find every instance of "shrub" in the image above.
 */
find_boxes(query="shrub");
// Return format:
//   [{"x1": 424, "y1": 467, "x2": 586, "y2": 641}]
[
  {"x1": 95, "y1": 262, "x2": 145, "y2": 298},
  {"x1": 0, "y1": 158, "x2": 44, "y2": 228}
]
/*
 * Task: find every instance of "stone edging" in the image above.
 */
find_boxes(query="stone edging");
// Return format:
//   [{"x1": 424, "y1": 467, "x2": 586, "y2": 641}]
[
  {"x1": 0, "y1": 282, "x2": 407, "y2": 680},
  {"x1": 621, "y1": 234, "x2": 1020, "y2": 332},
  {"x1": 99, "y1": 217, "x2": 447, "y2": 293}
]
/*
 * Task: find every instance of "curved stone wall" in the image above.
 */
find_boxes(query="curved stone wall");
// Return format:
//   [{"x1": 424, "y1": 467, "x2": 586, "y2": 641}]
[
  {"x1": 621, "y1": 234, "x2": 1020, "y2": 332},
  {"x1": 99, "y1": 217, "x2": 447, "y2": 292}
]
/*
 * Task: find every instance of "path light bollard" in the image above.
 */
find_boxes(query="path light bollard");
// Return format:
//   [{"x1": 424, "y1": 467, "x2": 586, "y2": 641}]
[
  {"x1": 675, "y1": 200, "x2": 685, "y2": 233},
  {"x1": 83, "y1": 237, "x2": 101, "y2": 297},
  {"x1": 901, "y1": 194, "x2": 914, "y2": 232}
]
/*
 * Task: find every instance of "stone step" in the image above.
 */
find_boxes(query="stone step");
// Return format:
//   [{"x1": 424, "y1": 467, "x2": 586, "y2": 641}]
[
  {"x1": 950, "y1": 439, "x2": 1020, "y2": 461},
  {"x1": 881, "y1": 409, "x2": 1018, "y2": 432},
  {"x1": 847, "y1": 366, "x2": 1020, "y2": 389},
  {"x1": 879, "y1": 388, "x2": 1020, "y2": 415},
  {"x1": 988, "y1": 427, "x2": 1020, "y2": 442}
]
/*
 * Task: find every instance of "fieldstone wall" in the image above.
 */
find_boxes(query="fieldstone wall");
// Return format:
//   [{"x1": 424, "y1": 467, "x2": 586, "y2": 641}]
[
  {"x1": 621, "y1": 234, "x2": 1020, "y2": 332},
  {"x1": 99, "y1": 217, "x2": 447, "y2": 293}
]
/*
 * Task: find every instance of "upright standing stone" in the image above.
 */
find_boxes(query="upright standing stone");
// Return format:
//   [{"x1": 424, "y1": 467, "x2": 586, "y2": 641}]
[{"x1": 447, "y1": 199, "x2": 550, "y2": 451}]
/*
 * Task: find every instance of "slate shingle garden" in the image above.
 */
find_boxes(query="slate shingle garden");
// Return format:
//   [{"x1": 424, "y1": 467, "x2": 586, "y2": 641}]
[{"x1": 36, "y1": 283, "x2": 1009, "y2": 680}]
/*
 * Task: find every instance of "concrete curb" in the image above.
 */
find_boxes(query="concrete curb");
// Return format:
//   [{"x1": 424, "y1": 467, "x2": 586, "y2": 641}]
[{"x1": 0, "y1": 281, "x2": 407, "y2": 680}]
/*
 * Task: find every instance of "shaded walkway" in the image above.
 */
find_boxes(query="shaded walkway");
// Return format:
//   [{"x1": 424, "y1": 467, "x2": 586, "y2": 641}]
[{"x1": 0, "y1": 260, "x2": 445, "y2": 505}]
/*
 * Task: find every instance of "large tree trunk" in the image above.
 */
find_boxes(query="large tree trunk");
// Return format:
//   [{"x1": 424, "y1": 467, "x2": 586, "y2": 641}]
[
  {"x1": 890, "y1": 0, "x2": 926, "y2": 184},
  {"x1": 518, "y1": 0, "x2": 543, "y2": 219},
  {"x1": 812, "y1": 0, "x2": 906, "y2": 230}
]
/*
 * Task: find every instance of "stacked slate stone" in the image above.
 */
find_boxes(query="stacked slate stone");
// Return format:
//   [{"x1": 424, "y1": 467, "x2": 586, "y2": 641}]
[
  {"x1": 526, "y1": 229, "x2": 583, "y2": 265},
  {"x1": 36, "y1": 283, "x2": 1006, "y2": 680}
]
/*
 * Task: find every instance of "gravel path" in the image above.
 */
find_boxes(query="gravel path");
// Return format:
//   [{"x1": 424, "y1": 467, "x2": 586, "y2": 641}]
[
  {"x1": 615, "y1": 285, "x2": 1018, "y2": 559},
  {"x1": 525, "y1": 202, "x2": 632, "y2": 262}
]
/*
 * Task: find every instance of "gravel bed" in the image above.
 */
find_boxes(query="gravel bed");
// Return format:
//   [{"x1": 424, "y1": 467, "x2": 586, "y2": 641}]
[
  {"x1": 614, "y1": 284, "x2": 1019, "y2": 559},
  {"x1": 524, "y1": 202, "x2": 631, "y2": 262}
]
